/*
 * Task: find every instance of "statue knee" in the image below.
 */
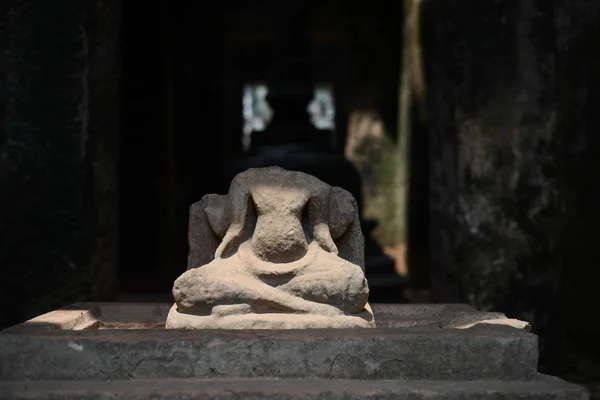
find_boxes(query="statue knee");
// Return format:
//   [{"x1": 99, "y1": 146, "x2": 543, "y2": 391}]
[
  {"x1": 280, "y1": 260, "x2": 368, "y2": 314},
  {"x1": 329, "y1": 264, "x2": 369, "y2": 313},
  {"x1": 341, "y1": 270, "x2": 369, "y2": 313},
  {"x1": 173, "y1": 262, "x2": 241, "y2": 313}
]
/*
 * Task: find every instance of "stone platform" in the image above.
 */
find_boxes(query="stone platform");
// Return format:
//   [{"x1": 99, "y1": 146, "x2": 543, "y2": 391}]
[{"x1": 0, "y1": 303, "x2": 588, "y2": 399}]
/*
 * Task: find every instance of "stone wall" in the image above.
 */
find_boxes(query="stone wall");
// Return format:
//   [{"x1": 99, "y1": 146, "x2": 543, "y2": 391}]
[
  {"x1": 0, "y1": 0, "x2": 120, "y2": 329},
  {"x1": 424, "y1": 0, "x2": 600, "y2": 362}
]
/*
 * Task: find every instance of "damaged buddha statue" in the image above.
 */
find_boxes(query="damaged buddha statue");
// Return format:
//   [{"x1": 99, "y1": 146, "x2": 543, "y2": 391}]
[{"x1": 166, "y1": 166, "x2": 375, "y2": 329}]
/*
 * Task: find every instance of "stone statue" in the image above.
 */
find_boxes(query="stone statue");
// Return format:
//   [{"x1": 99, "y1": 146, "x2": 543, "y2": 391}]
[{"x1": 166, "y1": 166, "x2": 375, "y2": 329}]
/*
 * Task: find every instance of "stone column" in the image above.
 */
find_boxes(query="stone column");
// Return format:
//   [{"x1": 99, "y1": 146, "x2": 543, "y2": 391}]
[
  {"x1": 424, "y1": 0, "x2": 561, "y2": 327},
  {"x1": 0, "y1": 0, "x2": 120, "y2": 328}
]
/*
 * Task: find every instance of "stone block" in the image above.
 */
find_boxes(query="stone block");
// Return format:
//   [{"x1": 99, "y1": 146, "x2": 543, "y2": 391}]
[{"x1": 0, "y1": 303, "x2": 536, "y2": 381}]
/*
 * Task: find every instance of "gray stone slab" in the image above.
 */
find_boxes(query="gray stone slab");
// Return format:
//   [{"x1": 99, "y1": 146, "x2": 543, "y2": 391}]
[
  {"x1": 0, "y1": 375, "x2": 588, "y2": 400},
  {"x1": 2, "y1": 302, "x2": 531, "y2": 332},
  {"x1": 372, "y1": 303, "x2": 531, "y2": 330},
  {"x1": 0, "y1": 305, "x2": 538, "y2": 381}
]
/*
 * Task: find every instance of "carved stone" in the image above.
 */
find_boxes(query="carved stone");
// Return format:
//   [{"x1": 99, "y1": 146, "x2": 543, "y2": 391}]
[{"x1": 166, "y1": 166, "x2": 375, "y2": 329}]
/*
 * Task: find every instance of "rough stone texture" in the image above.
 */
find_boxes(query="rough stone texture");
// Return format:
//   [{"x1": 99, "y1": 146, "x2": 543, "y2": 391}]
[
  {"x1": 0, "y1": 326, "x2": 537, "y2": 381},
  {"x1": 0, "y1": 303, "x2": 538, "y2": 381},
  {"x1": 424, "y1": 0, "x2": 559, "y2": 316},
  {"x1": 2, "y1": 302, "x2": 587, "y2": 399},
  {"x1": 423, "y1": 1, "x2": 600, "y2": 389},
  {"x1": 0, "y1": 1, "x2": 120, "y2": 330},
  {"x1": 0, "y1": 376, "x2": 589, "y2": 400},
  {"x1": 167, "y1": 167, "x2": 374, "y2": 329}
]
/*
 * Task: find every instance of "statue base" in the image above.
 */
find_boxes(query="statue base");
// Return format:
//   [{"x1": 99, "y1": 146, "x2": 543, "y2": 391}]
[
  {"x1": 0, "y1": 302, "x2": 588, "y2": 400},
  {"x1": 165, "y1": 303, "x2": 376, "y2": 329}
]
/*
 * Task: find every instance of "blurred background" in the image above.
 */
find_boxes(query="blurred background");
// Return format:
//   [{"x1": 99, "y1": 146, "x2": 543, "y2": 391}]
[{"x1": 1, "y1": 0, "x2": 599, "y2": 394}]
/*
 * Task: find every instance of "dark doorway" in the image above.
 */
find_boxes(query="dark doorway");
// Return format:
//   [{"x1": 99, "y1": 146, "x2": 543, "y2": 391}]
[
  {"x1": 117, "y1": 0, "x2": 426, "y2": 302},
  {"x1": 118, "y1": 1, "x2": 226, "y2": 295}
]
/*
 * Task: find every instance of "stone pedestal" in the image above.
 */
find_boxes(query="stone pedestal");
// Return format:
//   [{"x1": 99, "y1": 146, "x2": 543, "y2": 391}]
[{"x1": 0, "y1": 303, "x2": 588, "y2": 399}]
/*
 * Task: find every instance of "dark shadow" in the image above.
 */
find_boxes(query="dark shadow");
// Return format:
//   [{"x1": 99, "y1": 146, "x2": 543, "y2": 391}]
[{"x1": 117, "y1": 0, "x2": 410, "y2": 303}]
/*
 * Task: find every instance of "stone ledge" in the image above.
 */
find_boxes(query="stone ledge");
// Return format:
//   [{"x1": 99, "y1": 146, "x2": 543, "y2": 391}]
[
  {"x1": 0, "y1": 375, "x2": 588, "y2": 400},
  {"x1": 0, "y1": 303, "x2": 537, "y2": 381},
  {"x1": 2, "y1": 302, "x2": 531, "y2": 332}
]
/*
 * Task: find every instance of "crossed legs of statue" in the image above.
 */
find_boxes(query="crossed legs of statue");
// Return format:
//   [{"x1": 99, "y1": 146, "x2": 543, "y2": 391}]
[{"x1": 169, "y1": 240, "x2": 371, "y2": 328}]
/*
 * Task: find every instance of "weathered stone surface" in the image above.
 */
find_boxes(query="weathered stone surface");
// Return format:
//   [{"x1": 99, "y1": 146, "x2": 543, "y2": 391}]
[
  {"x1": 424, "y1": 0, "x2": 560, "y2": 314},
  {"x1": 167, "y1": 167, "x2": 374, "y2": 329},
  {"x1": 0, "y1": 310, "x2": 538, "y2": 381},
  {"x1": 374, "y1": 303, "x2": 530, "y2": 330},
  {"x1": 422, "y1": 0, "x2": 600, "y2": 384},
  {"x1": 3, "y1": 303, "x2": 585, "y2": 398},
  {"x1": 0, "y1": 375, "x2": 588, "y2": 400}
]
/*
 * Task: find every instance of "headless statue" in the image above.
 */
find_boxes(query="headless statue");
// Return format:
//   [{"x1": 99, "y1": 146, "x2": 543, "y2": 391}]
[{"x1": 166, "y1": 167, "x2": 375, "y2": 329}]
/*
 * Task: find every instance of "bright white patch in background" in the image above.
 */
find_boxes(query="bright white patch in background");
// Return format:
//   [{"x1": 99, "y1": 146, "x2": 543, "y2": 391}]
[
  {"x1": 242, "y1": 84, "x2": 336, "y2": 152},
  {"x1": 308, "y1": 85, "x2": 335, "y2": 131},
  {"x1": 242, "y1": 84, "x2": 273, "y2": 152}
]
